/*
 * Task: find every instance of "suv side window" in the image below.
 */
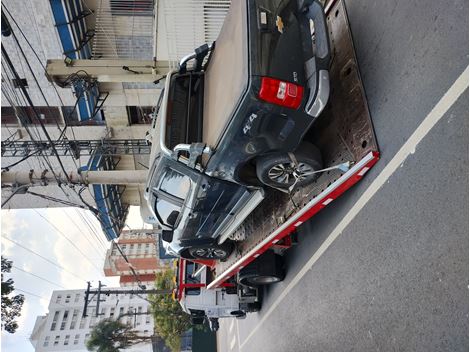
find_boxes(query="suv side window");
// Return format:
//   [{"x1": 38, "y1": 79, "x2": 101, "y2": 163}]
[
  {"x1": 155, "y1": 198, "x2": 181, "y2": 227},
  {"x1": 159, "y1": 169, "x2": 191, "y2": 200}
]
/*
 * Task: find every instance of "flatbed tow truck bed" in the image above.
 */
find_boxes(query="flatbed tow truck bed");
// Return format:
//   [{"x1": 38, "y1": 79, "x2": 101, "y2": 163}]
[{"x1": 207, "y1": 0, "x2": 379, "y2": 289}]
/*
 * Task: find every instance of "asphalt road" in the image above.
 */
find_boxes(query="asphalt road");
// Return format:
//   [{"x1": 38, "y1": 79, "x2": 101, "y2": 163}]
[{"x1": 217, "y1": 0, "x2": 468, "y2": 351}]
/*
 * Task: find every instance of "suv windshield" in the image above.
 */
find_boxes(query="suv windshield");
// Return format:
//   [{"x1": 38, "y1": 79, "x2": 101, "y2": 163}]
[{"x1": 159, "y1": 168, "x2": 191, "y2": 200}]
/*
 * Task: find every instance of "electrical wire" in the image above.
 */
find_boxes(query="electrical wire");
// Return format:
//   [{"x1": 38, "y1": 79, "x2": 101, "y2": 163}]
[
  {"x1": 11, "y1": 265, "x2": 66, "y2": 289},
  {"x1": 33, "y1": 210, "x2": 104, "y2": 276},
  {"x1": 1, "y1": 235, "x2": 88, "y2": 282}
]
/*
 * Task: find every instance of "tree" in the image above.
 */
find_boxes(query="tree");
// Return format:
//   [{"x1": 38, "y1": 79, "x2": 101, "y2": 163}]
[
  {"x1": 1, "y1": 257, "x2": 25, "y2": 334},
  {"x1": 149, "y1": 269, "x2": 191, "y2": 352},
  {"x1": 86, "y1": 318, "x2": 152, "y2": 352}
]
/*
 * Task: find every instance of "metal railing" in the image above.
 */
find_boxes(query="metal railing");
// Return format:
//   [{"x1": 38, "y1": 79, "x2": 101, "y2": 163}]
[
  {"x1": 160, "y1": 0, "x2": 231, "y2": 64},
  {"x1": 91, "y1": 0, "x2": 155, "y2": 59}
]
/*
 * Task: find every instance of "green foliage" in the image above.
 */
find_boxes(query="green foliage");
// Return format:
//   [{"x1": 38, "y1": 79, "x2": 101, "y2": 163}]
[
  {"x1": 1, "y1": 257, "x2": 25, "y2": 334},
  {"x1": 149, "y1": 269, "x2": 191, "y2": 352},
  {"x1": 86, "y1": 318, "x2": 151, "y2": 352}
]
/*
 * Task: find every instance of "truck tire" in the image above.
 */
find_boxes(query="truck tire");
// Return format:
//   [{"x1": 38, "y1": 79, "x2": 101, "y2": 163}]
[
  {"x1": 188, "y1": 241, "x2": 234, "y2": 260},
  {"x1": 190, "y1": 316, "x2": 205, "y2": 325},
  {"x1": 256, "y1": 142, "x2": 322, "y2": 189},
  {"x1": 238, "y1": 272, "x2": 283, "y2": 287},
  {"x1": 238, "y1": 251, "x2": 285, "y2": 287}
]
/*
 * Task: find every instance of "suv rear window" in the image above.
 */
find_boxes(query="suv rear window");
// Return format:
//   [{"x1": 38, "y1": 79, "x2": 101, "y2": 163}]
[{"x1": 165, "y1": 72, "x2": 204, "y2": 149}]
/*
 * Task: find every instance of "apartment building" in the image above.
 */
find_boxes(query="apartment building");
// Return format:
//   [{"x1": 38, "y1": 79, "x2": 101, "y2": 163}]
[
  {"x1": 103, "y1": 229, "x2": 170, "y2": 287},
  {"x1": 29, "y1": 288, "x2": 154, "y2": 352}
]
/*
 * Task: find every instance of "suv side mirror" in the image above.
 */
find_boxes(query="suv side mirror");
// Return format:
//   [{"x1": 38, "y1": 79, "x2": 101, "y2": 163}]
[
  {"x1": 167, "y1": 210, "x2": 179, "y2": 227},
  {"x1": 161, "y1": 230, "x2": 173, "y2": 243}
]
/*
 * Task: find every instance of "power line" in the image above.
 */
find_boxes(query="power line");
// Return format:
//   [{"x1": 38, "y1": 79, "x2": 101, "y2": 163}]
[
  {"x1": 11, "y1": 264, "x2": 66, "y2": 289},
  {"x1": 33, "y1": 209, "x2": 104, "y2": 276},
  {"x1": 1, "y1": 44, "x2": 71, "y2": 183},
  {"x1": 1, "y1": 235, "x2": 88, "y2": 282},
  {"x1": 62, "y1": 210, "x2": 108, "y2": 257},
  {"x1": 14, "y1": 288, "x2": 70, "y2": 309}
]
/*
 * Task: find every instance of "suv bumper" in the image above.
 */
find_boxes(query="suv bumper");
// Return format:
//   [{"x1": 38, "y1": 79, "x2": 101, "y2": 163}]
[{"x1": 300, "y1": 0, "x2": 331, "y2": 119}]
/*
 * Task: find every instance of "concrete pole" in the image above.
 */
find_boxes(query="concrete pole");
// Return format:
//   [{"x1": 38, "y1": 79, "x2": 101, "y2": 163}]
[{"x1": 1, "y1": 169, "x2": 148, "y2": 187}]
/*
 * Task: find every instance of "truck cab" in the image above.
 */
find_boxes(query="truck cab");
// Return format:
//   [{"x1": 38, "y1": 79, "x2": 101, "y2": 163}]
[{"x1": 175, "y1": 259, "x2": 259, "y2": 330}]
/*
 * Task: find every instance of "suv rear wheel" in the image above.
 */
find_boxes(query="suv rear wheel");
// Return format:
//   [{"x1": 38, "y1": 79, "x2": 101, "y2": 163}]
[
  {"x1": 256, "y1": 142, "x2": 322, "y2": 189},
  {"x1": 188, "y1": 241, "x2": 234, "y2": 260}
]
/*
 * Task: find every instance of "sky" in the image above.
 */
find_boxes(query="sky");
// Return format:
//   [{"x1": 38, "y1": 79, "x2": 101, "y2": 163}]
[{"x1": 1, "y1": 206, "x2": 148, "y2": 352}]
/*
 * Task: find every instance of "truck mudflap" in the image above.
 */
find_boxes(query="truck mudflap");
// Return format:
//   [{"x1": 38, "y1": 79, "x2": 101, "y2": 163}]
[{"x1": 207, "y1": 0, "x2": 380, "y2": 290}]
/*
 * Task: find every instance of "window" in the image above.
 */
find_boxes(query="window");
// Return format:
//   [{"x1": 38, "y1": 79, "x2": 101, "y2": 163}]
[
  {"x1": 65, "y1": 295, "x2": 71, "y2": 303},
  {"x1": 74, "y1": 334, "x2": 80, "y2": 345},
  {"x1": 64, "y1": 335, "x2": 70, "y2": 345},
  {"x1": 54, "y1": 335, "x2": 60, "y2": 346},
  {"x1": 159, "y1": 169, "x2": 191, "y2": 200},
  {"x1": 79, "y1": 316, "x2": 86, "y2": 329},
  {"x1": 74, "y1": 293, "x2": 80, "y2": 303},
  {"x1": 61, "y1": 106, "x2": 79, "y2": 124},
  {"x1": 126, "y1": 106, "x2": 153, "y2": 124},
  {"x1": 155, "y1": 198, "x2": 181, "y2": 227},
  {"x1": 51, "y1": 311, "x2": 60, "y2": 331},
  {"x1": 60, "y1": 310, "x2": 69, "y2": 330},
  {"x1": 43, "y1": 336, "x2": 50, "y2": 347},
  {"x1": 109, "y1": 307, "x2": 114, "y2": 317},
  {"x1": 119, "y1": 307, "x2": 124, "y2": 314},
  {"x1": 55, "y1": 295, "x2": 62, "y2": 304},
  {"x1": 11, "y1": 78, "x2": 28, "y2": 88},
  {"x1": 70, "y1": 309, "x2": 79, "y2": 329}
]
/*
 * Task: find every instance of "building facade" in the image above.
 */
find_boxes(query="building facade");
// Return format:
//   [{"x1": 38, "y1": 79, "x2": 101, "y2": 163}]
[
  {"x1": 29, "y1": 288, "x2": 154, "y2": 352},
  {"x1": 103, "y1": 229, "x2": 170, "y2": 287},
  {"x1": 1, "y1": 0, "x2": 230, "y2": 239}
]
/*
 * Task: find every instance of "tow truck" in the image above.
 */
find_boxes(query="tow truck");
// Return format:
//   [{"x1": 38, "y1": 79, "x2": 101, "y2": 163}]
[{"x1": 148, "y1": 0, "x2": 379, "y2": 329}]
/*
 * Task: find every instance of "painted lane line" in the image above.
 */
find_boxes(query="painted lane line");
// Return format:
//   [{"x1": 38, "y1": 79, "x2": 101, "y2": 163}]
[
  {"x1": 229, "y1": 318, "x2": 235, "y2": 333},
  {"x1": 239, "y1": 67, "x2": 468, "y2": 350},
  {"x1": 230, "y1": 334, "x2": 237, "y2": 350}
]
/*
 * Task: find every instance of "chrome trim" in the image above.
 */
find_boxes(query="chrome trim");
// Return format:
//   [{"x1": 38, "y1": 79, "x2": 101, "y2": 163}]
[
  {"x1": 217, "y1": 189, "x2": 265, "y2": 245},
  {"x1": 160, "y1": 70, "x2": 177, "y2": 156},
  {"x1": 306, "y1": 69, "x2": 330, "y2": 118}
]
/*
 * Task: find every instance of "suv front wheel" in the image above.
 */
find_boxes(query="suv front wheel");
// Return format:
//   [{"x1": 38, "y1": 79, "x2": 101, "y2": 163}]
[{"x1": 188, "y1": 241, "x2": 234, "y2": 260}]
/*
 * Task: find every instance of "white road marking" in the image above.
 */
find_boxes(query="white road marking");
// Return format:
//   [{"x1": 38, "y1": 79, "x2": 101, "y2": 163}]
[
  {"x1": 237, "y1": 320, "x2": 241, "y2": 351},
  {"x1": 230, "y1": 334, "x2": 237, "y2": 350},
  {"x1": 229, "y1": 318, "x2": 235, "y2": 333},
  {"x1": 239, "y1": 67, "x2": 469, "y2": 350}
]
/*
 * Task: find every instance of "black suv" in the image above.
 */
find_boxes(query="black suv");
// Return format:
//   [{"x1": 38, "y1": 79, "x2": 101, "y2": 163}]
[{"x1": 145, "y1": 0, "x2": 330, "y2": 260}]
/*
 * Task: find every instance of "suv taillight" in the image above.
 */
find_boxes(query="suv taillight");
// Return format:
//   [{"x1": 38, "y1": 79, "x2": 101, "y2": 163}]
[{"x1": 258, "y1": 77, "x2": 304, "y2": 109}]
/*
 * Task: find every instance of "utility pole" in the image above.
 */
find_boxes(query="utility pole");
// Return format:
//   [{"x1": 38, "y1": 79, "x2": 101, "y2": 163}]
[
  {"x1": 82, "y1": 282, "x2": 173, "y2": 318},
  {"x1": 46, "y1": 59, "x2": 171, "y2": 84},
  {"x1": 1, "y1": 168, "x2": 148, "y2": 187}
]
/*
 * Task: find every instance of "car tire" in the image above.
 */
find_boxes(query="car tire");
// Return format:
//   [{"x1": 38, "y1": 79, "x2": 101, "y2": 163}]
[
  {"x1": 188, "y1": 241, "x2": 234, "y2": 260},
  {"x1": 256, "y1": 142, "x2": 323, "y2": 189}
]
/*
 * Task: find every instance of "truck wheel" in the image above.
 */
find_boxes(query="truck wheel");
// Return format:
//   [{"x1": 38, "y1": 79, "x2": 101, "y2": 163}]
[
  {"x1": 188, "y1": 241, "x2": 234, "y2": 260},
  {"x1": 238, "y1": 252, "x2": 285, "y2": 287},
  {"x1": 239, "y1": 273, "x2": 283, "y2": 287},
  {"x1": 190, "y1": 316, "x2": 205, "y2": 325},
  {"x1": 247, "y1": 302, "x2": 261, "y2": 313},
  {"x1": 256, "y1": 142, "x2": 322, "y2": 189}
]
